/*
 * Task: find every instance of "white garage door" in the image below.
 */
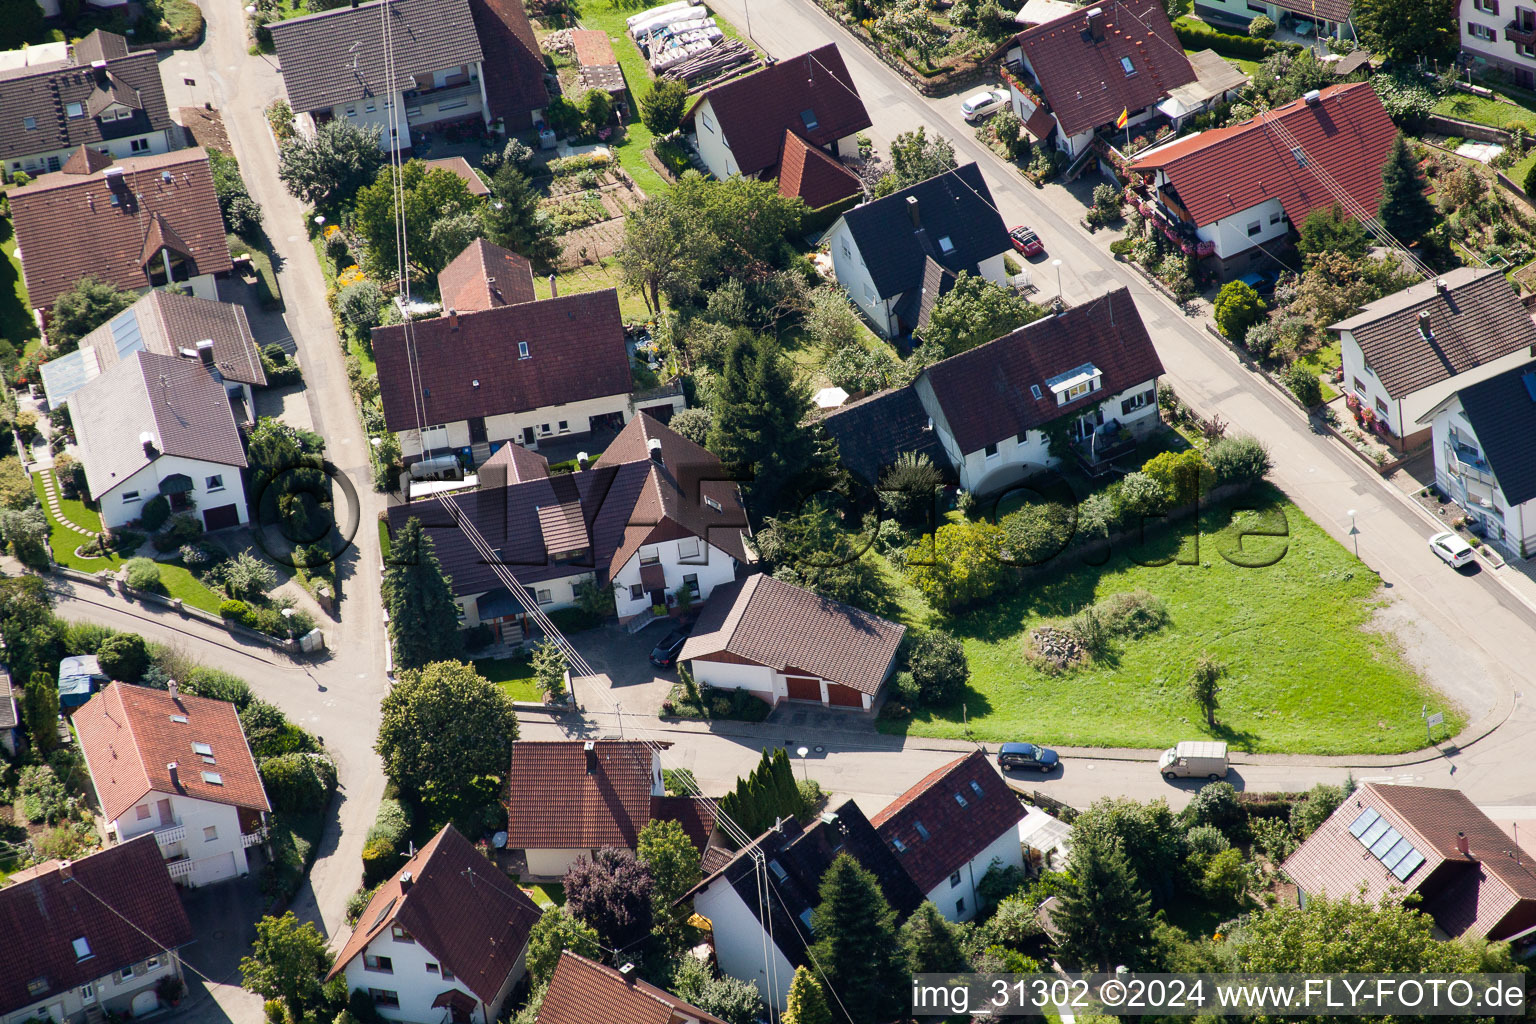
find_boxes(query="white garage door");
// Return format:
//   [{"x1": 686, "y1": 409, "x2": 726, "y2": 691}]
[{"x1": 191, "y1": 852, "x2": 238, "y2": 887}]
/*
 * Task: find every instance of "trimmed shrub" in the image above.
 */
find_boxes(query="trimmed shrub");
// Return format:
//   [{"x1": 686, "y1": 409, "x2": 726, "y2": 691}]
[
  {"x1": 1172, "y1": 19, "x2": 1288, "y2": 60},
  {"x1": 902, "y1": 628, "x2": 970, "y2": 705},
  {"x1": 260, "y1": 753, "x2": 334, "y2": 813},
  {"x1": 97, "y1": 632, "x2": 149, "y2": 682},
  {"x1": 219, "y1": 598, "x2": 250, "y2": 620},
  {"x1": 1281, "y1": 362, "x2": 1323, "y2": 407},
  {"x1": 1206, "y1": 435, "x2": 1272, "y2": 486},
  {"x1": 123, "y1": 558, "x2": 162, "y2": 591},
  {"x1": 140, "y1": 495, "x2": 171, "y2": 531},
  {"x1": 1184, "y1": 781, "x2": 1246, "y2": 840},
  {"x1": 1247, "y1": 14, "x2": 1275, "y2": 37},
  {"x1": 65, "y1": 622, "x2": 118, "y2": 654},
  {"x1": 184, "y1": 666, "x2": 254, "y2": 709},
  {"x1": 999, "y1": 502, "x2": 1075, "y2": 566},
  {"x1": 362, "y1": 798, "x2": 412, "y2": 887}
]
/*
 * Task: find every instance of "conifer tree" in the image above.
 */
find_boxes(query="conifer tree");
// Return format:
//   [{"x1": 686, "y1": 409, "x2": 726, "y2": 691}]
[
  {"x1": 1378, "y1": 135, "x2": 1437, "y2": 247},
  {"x1": 808, "y1": 855, "x2": 906, "y2": 1024},
  {"x1": 1053, "y1": 833, "x2": 1156, "y2": 971},
  {"x1": 385, "y1": 518, "x2": 464, "y2": 671},
  {"x1": 781, "y1": 965, "x2": 833, "y2": 1024}
]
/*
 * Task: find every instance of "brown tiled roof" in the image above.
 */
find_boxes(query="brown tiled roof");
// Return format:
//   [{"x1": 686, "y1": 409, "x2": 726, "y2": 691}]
[
  {"x1": 816, "y1": 384, "x2": 953, "y2": 486},
  {"x1": 62, "y1": 145, "x2": 113, "y2": 175},
  {"x1": 680, "y1": 574, "x2": 905, "y2": 696},
  {"x1": 0, "y1": 37, "x2": 172, "y2": 165},
  {"x1": 269, "y1": 0, "x2": 483, "y2": 114},
  {"x1": 1327, "y1": 267, "x2": 1536, "y2": 399},
  {"x1": 436, "y1": 238, "x2": 536, "y2": 313},
  {"x1": 921, "y1": 286, "x2": 1164, "y2": 455},
  {"x1": 1271, "y1": 0, "x2": 1351, "y2": 24},
  {"x1": 1130, "y1": 82, "x2": 1396, "y2": 229},
  {"x1": 70, "y1": 351, "x2": 248, "y2": 500},
  {"x1": 650, "y1": 794, "x2": 719, "y2": 852},
  {"x1": 777, "y1": 129, "x2": 863, "y2": 210},
  {"x1": 1012, "y1": 0, "x2": 1195, "y2": 137},
  {"x1": 327, "y1": 826, "x2": 542, "y2": 1005},
  {"x1": 0, "y1": 836, "x2": 193, "y2": 1015},
  {"x1": 423, "y1": 156, "x2": 491, "y2": 197},
  {"x1": 479, "y1": 439, "x2": 549, "y2": 482},
  {"x1": 75, "y1": 682, "x2": 270, "y2": 823},
  {"x1": 685, "y1": 44, "x2": 871, "y2": 177},
  {"x1": 372, "y1": 290, "x2": 630, "y2": 432},
  {"x1": 504, "y1": 740, "x2": 664, "y2": 850},
  {"x1": 1282, "y1": 783, "x2": 1536, "y2": 940},
  {"x1": 571, "y1": 29, "x2": 617, "y2": 68},
  {"x1": 9, "y1": 148, "x2": 231, "y2": 311},
  {"x1": 539, "y1": 951, "x2": 731, "y2": 1024},
  {"x1": 467, "y1": 0, "x2": 550, "y2": 129},
  {"x1": 871, "y1": 750, "x2": 1026, "y2": 893}
]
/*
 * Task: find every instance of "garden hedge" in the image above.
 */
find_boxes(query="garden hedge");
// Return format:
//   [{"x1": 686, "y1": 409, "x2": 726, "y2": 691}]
[
  {"x1": 362, "y1": 798, "x2": 413, "y2": 887},
  {"x1": 1172, "y1": 21, "x2": 1301, "y2": 61}
]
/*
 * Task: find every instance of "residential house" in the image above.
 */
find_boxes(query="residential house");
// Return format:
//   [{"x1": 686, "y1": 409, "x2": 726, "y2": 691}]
[
  {"x1": 0, "y1": 669, "x2": 18, "y2": 757},
  {"x1": 684, "y1": 798, "x2": 924, "y2": 1014},
  {"x1": 537, "y1": 951, "x2": 730, "y2": 1024},
  {"x1": 373, "y1": 282, "x2": 681, "y2": 464},
  {"x1": 0, "y1": 30, "x2": 177, "y2": 178},
  {"x1": 1155, "y1": 49, "x2": 1249, "y2": 130},
  {"x1": 0, "y1": 836, "x2": 194, "y2": 1024},
  {"x1": 70, "y1": 351, "x2": 250, "y2": 532},
  {"x1": 327, "y1": 825, "x2": 542, "y2": 1024},
  {"x1": 1417, "y1": 360, "x2": 1536, "y2": 559},
  {"x1": 386, "y1": 412, "x2": 751, "y2": 634},
  {"x1": 1331, "y1": 267, "x2": 1536, "y2": 445},
  {"x1": 434, "y1": 237, "x2": 536, "y2": 314},
  {"x1": 74, "y1": 681, "x2": 271, "y2": 888},
  {"x1": 777, "y1": 130, "x2": 864, "y2": 214},
  {"x1": 270, "y1": 0, "x2": 547, "y2": 149},
  {"x1": 1282, "y1": 782, "x2": 1536, "y2": 941},
  {"x1": 1463, "y1": 0, "x2": 1536, "y2": 88},
  {"x1": 1195, "y1": 0, "x2": 1354, "y2": 39},
  {"x1": 504, "y1": 740, "x2": 719, "y2": 879},
  {"x1": 684, "y1": 43, "x2": 869, "y2": 206},
  {"x1": 9, "y1": 147, "x2": 231, "y2": 313},
  {"x1": 813, "y1": 386, "x2": 953, "y2": 487},
  {"x1": 825, "y1": 163, "x2": 1012, "y2": 338},
  {"x1": 1128, "y1": 82, "x2": 1397, "y2": 275},
  {"x1": 871, "y1": 750, "x2": 1025, "y2": 922},
  {"x1": 40, "y1": 288, "x2": 267, "y2": 412},
  {"x1": 679, "y1": 573, "x2": 906, "y2": 711},
  {"x1": 997, "y1": 0, "x2": 1197, "y2": 159}
]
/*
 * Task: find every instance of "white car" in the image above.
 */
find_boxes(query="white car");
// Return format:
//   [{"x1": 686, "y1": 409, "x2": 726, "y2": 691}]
[
  {"x1": 1429, "y1": 531, "x2": 1476, "y2": 568},
  {"x1": 961, "y1": 89, "x2": 1010, "y2": 122}
]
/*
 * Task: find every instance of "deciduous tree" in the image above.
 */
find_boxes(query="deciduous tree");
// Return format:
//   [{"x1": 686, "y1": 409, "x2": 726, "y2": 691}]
[
  {"x1": 1189, "y1": 651, "x2": 1225, "y2": 726},
  {"x1": 1353, "y1": 0, "x2": 1456, "y2": 60},
  {"x1": 49, "y1": 277, "x2": 137, "y2": 354},
  {"x1": 239, "y1": 912, "x2": 333, "y2": 1020},
  {"x1": 354, "y1": 161, "x2": 480, "y2": 278},
  {"x1": 886, "y1": 126, "x2": 957, "y2": 190},
  {"x1": 563, "y1": 848, "x2": 654, "y2": 951},
  {"x1": 384, "y1": 518, "x2": 464, "y2": 671},
  {"x1": 375, "y1": 660, "x2": 516, "y2": 803},
  {"x1": 525, "y1": 907, "x2": 601, "y2": 985},
  {"x1": 277, "y1": 120, "x2": 385, "y2": 211},
  {"x1": 903, "y1": 520, "x2": 1008, "y2": 612},
  {"x1": 638, "y1": 818, "x2": 702, "y2": 932},
  {"x1": 919, "y1": 272, "x2": 1046, "y2": 356}
]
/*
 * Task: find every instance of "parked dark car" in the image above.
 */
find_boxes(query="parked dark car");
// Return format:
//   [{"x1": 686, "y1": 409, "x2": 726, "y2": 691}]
[
  {"x1": 649, "y1": 626, "x2": 692, "y2": 669},
  {"x1": 997, "y1": 741, "x2": 1059, "y2": 773}
]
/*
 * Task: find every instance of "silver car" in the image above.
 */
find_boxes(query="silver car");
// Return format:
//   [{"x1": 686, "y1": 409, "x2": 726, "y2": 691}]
[{"x1": 961, "y1": 89, "x2": 1010, "y2": 122}]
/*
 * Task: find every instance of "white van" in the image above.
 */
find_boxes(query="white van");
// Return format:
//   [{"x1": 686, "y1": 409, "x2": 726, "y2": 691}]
[{"x1": 1158, "y1": 740, "x2": 1229, "y2": 780}]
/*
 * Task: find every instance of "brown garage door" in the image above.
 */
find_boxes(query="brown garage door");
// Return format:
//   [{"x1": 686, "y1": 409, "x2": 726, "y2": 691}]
[
  {"x1": 203, "y1": 504, "x2": 241, "y2": 531},
  {"x1": 785, "y1": 676, "x2": 821, "y2": 702},
  {"x1": 827, "y1": 683, "x2": 864, "y2": 708}
]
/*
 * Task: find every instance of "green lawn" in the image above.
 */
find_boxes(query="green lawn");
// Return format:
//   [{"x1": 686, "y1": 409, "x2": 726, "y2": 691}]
[
  {"x1": 1185, "y1": 47, "x2": 1258, "y2": 76},
  {"x1": 1512, "y1": 148, "x2": 1536, "y2": 191},
  {"x1": 474, "y1": 653, "x2": 542, "y2": 701},
  {"x1": 531, "y1": 257, "x2": 653, "y2": 321},
  {"x1": 1293, "y1": 337, "x2": 1341, "y2": 403},
  {"x1": 1433, "y1": 92, "x2": 1536, "y2": 132},
  {"x1": 522, "y1": 882, "x2": 565, "y2": 908},
  {"x1": 0, "y1": 224, "x2": 39, "y2": 353},
  {"x1": 879, "y1": 486, "x2": 1459, "y2": 755}
]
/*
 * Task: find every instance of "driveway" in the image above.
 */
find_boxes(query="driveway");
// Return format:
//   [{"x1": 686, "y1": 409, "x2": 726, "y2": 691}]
[
  {"x1": 565, "y1": 621, "x2": 679, "y2": 716},
  {"x1": 169, "y1": 877, "x2": 269, "y2": 1024}
]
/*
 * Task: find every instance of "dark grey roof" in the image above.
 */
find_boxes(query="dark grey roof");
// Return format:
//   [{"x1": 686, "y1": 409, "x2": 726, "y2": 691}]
[
  {"x1": 1455, "y1": 361, "x2": 1536, "y2": 506},
  {"x1": 816, "y1": 385, "x2": 952, "y2": 486},
  {"x1": 270, "y1": 0, "x2": 484, "y2": 114},
  {"x1": 838, "y1": 163, "x2": 1010, "y2": 299},
  {"x1": 893, "y1": 255, "x2": 957, "y2": 335},
  {"x1": 0, "y1": 34, "x2": 171, "y2": 163}
]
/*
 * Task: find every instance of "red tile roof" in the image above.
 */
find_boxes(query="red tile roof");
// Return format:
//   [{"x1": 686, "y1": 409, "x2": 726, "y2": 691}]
[
  {"x1": 0, "y1": 836, "x2": 193, "y2": 1015},
  {"x1": 650, "y1": 794, "x2": 719, "y2": 852},
  {"x1": 479, "y1": 439, "x2": 549, "y2": 482},
  {"x1": 504, "y1": 740, "x2": 665, "y2": 850},
  {"x1": 1282, "y1": 783, "x2": 1536, "y2": 940},
  {"x1": 74, "y1": 682, "x2": 269, "y2": 824},
  {"x1": 423, "y1": 156, "x2": 492, "y2": 197},
  {"x1": 437, "y1": 238, "x2": 536, "y2": 313},
  {"x1": 327, "y1": 825, "x2": 542, "y2": 1005},
  {"x1": 1130, "y1": 82, "x2": 1397, "y2": 228},
  {"x1": 686, "y1": 44, "x2": 871, "y2": 177},
  {"x1": 679, "y1": 573, "x2": 905, "y2": 696},
  {"x1": 1012, "y1": 0, "x2": 1195, "y2": 137},
  {"x1": 467, "y1": 0, "x2": 550, "y2": 130},
  {"x1": 539, "y1": 951, "x2": 730, "y2": 1024},
  {"x1": 9, "y1": 148, "x2": 232, "y2": 311},
  {"x1": 372, "y1": 289, "x2": 631, "y2": 432},
  {"x1": 871, "y1": 750, "x2": 1026, "y2": 893},
  {"x1": 778, "y1": 129, "x2": 863, "y2": 210}
]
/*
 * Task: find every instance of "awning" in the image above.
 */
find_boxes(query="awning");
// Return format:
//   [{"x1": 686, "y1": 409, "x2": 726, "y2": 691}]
[
  {"x1": 431, "y1": 989, "x2": 477, "y2": 1014},
  {"x1": 476, "y1": 587, "x2": 526, "y2": 621},
  {"x1": 640, "y1": 563, "x2": 667, "y2": 592},
  {"x1": 158, "y1": 474, "x2": 194, "y2": 495}
]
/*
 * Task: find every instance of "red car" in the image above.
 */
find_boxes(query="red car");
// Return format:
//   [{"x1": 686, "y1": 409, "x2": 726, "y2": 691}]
[{"x1": 1009, "y1": 226, "x2": 1045, "y2": 257}]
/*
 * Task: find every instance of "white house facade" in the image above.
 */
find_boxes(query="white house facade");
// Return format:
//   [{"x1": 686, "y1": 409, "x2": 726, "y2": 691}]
[
  {"x1": 611, "y1": 535, "x2": 740, "y2": 620},
  {"x1": 1341, "y1": 330, "x2": 1534, "y2": 442},
  {"x1": 925, "y1": 830, "x2": 1023, "y2": 922},
  {"x1": 1421, "y1": 378, "x2": 1536, "y2": 559},
  {"x1": 7, "y1": 124, "x2": 177, "y2": 180},
  {"x1": 107, "y1": 789, "x2": 261, "y2": 888},
  {"x1": 691, "y1": 94, "x2": 861, "y2": 181},
  {"x1": 396, "y1": 390, "x2": 682, "y2": 462},
  {"x1": 308, "y1": 64, "x2": 492, "y2": 152},
  {"x1": 4, "y1": 952, "x2": 184, "y2": 1024},
  {"x1": 94, "y1": 452, "x2": 250, "y2": 533},
  {"x1": 691, "y1": 871, "x2": 798, "y2": 1012},
  {"x1": 1194, "y1": 0, "x2": 1352, "y2": 37},
  {"x1": 340, "y1": 919, "x2": 524, "y2": 1024}
]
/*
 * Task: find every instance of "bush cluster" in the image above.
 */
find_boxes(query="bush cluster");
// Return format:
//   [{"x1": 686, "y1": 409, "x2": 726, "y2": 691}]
[
  {"x1": 362, "y1": 798, "x2": 414, "y2": 887},
  {"x1": 260, "y1": 752, "x2": 337, "y2": 813}
]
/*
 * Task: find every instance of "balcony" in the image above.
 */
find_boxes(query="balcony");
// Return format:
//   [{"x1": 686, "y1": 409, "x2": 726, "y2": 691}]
[
  {"x1": 1073, "y1": 426, "x2": 1141, "y2": 477},
  {"x1": 240, "y1": 829, "x2": 268, "y2": 849},
  {"x1": 1507, "y1": 17, "x2": 1536, "y2": 44},
  {"x1": 166, "y1": 858, "x2": 194, "y2": 881},
  {"x1": 1127, "y1": 183, "x2": 1215, "y2": 257},
  {"x1": 153, "y1": 823, "x2": 186, "y2": 847}
]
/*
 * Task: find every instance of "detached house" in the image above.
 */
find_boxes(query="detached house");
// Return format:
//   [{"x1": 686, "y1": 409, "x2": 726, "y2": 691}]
[
  {"x1": 684, "y1": 799, "x2": 924, "y2": 1014},
  {"x1": 1332, "y1": 268, "x2": 1536, "y2": 445},
  {"x1": 0, "y1": 30, "x2": 177, "y2": 178},
  {"x1": 1196, "y1": 0, "x2": 1354, "y2": 39},
  {"x1": 680, "y1": 573, "x2": 906, "y2": 712},
  {"x1": 1128, "y1": 82, "x2": 1397, "y2": 275},
  {"x1": 9, "y1": 147, "x2": 231, "y2": 313},
  {"x1": 538, "y1": 951, "x2": 731, "y2": 1024},
  {"x1": 1283, "y1": 783, "x2": 1536, "y2": 941},
  {"x1": 826, "y1": 163, "x2": 1012, "y2": 338},
  {"x1": 997, "y1": 0, "x2": 1196, "y2": 159},
  {"x1": 74, "y1": 682, "x2": 271, "y2": 888},
  {"x1": 386, "y1": 412, "x2": 751, "y2": 635},
  {"x1": 685, "y1": 43, "x2": 869, "y2": 211},
  {"x1": 0, "y1": 836, "x2": 194, "y2": 1024},
  {"x1": 871, "y1": 750, "x2": 1025, "y2": 922},
  {"x1": 1417, "y1": 360, "x2": 1536, "y2": 559},
  {"x1": 1462, "y1": 0, "x2": 1536, "y2": 90},
  {"x1": 270, "y1": 0, "x2": 547, "y2": 150},
  {"x1": 328, "y1": 825, "x2": 542, "y2": 1024},
  {"x1": 70, "y1": 351, "x2": 250, "y2": 532}
]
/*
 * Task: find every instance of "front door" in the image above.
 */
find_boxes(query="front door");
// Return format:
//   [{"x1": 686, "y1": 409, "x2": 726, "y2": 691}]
[
  {"x1": 81, "y1": 982, "x2": 97, "y2": 1005},
  {"x1": 523, "y1": 426, "x2": 536, "y2": 445},
  {"x1": 468, "y1": 416, "x2": 487, "y2": 444}
]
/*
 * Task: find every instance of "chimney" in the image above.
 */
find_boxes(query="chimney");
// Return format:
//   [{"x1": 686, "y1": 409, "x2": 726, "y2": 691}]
[
  {"x1": 1086, "y1": 6, "x2": 1105, "y2": 40},
  {"x1": 400, "y1": 870, "x2": 414, "y2": 892},
  {"x1": 906, "y1": 194, "x2": 920, "y2": 229},
  {"x1": 548, "y1": 274, "x2": 557, "y2": 298},
  {"x1": 447, "y1": 308, "x2": 459, "y2": 332},
  {"x1": 91, "y1": 58, "x2": 108, "y2": 87},
  {"x1": 584, "y1": 740, "x2": 597, "y2": 775},
  {"x1": 168, "y1": 678, "x2": 178, "y2": 701},
  {"x1": 167, "y1": 761, "x2": 179, "y2": 787},
  {"x1": 351, "y1": 0, "x2": 359, "y2": 7},
  {"x1": 140, "y1": 431, "x2": 158, "y2": 459},
  {"x1": 1418, "y1": 310, "x2": 1433, "y2": 340},
  {"x1": 1457, "y1": 831, "x2": 1471, "y2": 857},
  {"x1": 1303, "y1": 89, "x2": 1321, "y2": 106},
  {"x1": 1435, "y1": 278, "x2": 1449, "y2": 294},
  {"x1": 196, "y1": 339, "x2": 214, "y2": 366},
  {"x1": 576, "y1": 451, "x2": 589, "y2": 471},
  {"x1": 647, "y1": 437, "x2": 663, "y2": 466},
  {"x1": 59, "y1": 860, "x2": 73, "y2": 880},
  {"x1": 618, "y1": 963, "x2": 636, "y2": 983}
]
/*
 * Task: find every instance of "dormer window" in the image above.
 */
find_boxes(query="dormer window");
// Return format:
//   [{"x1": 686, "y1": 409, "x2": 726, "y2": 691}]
[
  {"x1": 1120, "y1": 56, "x2": 1136, "y2": 76},
  {"x1": 1045, "y1": 363, "x2": 1103, "y2": 404},
  {"x1": 72, "y1": 938, "x2": 92, "y2": 961}
]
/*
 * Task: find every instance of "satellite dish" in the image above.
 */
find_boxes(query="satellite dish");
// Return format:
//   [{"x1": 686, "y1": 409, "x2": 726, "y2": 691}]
[{"x1": 492, "y1": 831, "x2": 508, "y2": 849}]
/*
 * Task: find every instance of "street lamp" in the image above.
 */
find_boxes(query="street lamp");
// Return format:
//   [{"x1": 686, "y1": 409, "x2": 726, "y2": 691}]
[
  {"x1": 1051, "y1": 258, "x2": 1063, "y2": 301},
  {"x1": 1347, "y1": 508, "x2": 1359, "y2": 558},
  {"x1": 797, "y1": 746, "x2": 809, "y2": 783}
]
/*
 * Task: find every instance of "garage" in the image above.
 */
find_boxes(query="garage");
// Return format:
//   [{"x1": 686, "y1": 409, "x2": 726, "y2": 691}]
[
  {"x1": 826, "y1": 683, "x2": 864, "y2": 708},
  {"x1": 203, "y1": 504, "x2": 241, "y2": 531},
  {"x1": 785, "y1": 676, "x2": 822, "y2": 703}
]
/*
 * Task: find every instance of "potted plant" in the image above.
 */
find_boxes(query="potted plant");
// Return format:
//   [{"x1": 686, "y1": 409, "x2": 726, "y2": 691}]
[{"x1": 157, "y1": 975, "x2": 185, "y2": 1007}]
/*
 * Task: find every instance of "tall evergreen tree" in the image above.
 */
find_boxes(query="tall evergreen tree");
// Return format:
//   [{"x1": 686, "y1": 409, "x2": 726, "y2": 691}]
[
  {"x1": 1378, "y1": 136, "x2": 1436, "y2": 247},
  {"x1": 706, "y1": 332, "x2": 827, "y2": 518},
  {"x1": 1053, "y1": 834, "x2": 1156, "y2": 971},
  {"x1": 24, "y1": 670, "x2": 59, "y2": 753},
  {"x1": 384, "y1": 518, "x2": 464, "y2": 671},
  {"x1": 809, "y1": 855, "x2": 906, "y2": 1024},
  {"x1": 781, "y1": 965, "x2": 834, "y2": 1024},
  {"x1": 900, "y1": 901, "x2": 970, "y2": 975},
  {"x1": 769, "y1": 748, "x2": 802, "y2": 817}
]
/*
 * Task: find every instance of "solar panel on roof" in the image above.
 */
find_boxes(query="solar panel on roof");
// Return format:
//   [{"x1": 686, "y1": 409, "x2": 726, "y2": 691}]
[
  {"x1": 1360, "y1": 817, "x2": 1392, "y2": 847},
  {"x1": 109, "y1": 307, "x2": 145, "y2": 360},
  {"x1": 1349, "y1": 807, "x2": 1380, "y2": 837},
  {"x1": 1393, "y1": 849, "x2": 1425, "y2": 881},
  {"x1": 1370, "y1": 827, "x2": 1403, "y2": 859},
  {"x1": 1380, "y1": 836, "x2": 1415, "y2": 871},
  {"x1": 39, "y1": 347, "x2": 100, "y2": 408}
]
